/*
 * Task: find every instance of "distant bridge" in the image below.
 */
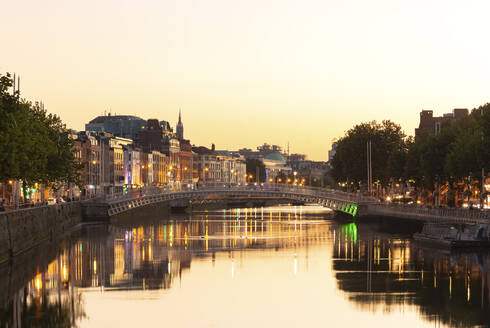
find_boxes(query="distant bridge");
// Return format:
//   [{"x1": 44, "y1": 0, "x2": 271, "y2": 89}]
[{"x1": 103, "y1": 184, "x2": 374, "y2": 218}]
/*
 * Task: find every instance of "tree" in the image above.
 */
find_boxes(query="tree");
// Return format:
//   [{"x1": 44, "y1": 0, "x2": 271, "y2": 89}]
[
  {"x1": 0, "y1": 73, "x2": 82, "y2": 193},
  {"x1": 331, "y1": 120, "x2": 406, "y2": 189},
  {"x1": 245, "y1": 158, "x2": 266, "y2": 183}
]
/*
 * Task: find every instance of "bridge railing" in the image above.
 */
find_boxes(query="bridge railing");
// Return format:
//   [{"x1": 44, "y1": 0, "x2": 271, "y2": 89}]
[
  {"x1": 368, "y1": 203, "x2": 490, "y2": 222},
  {"x1": 103, "y1": 183, "x2": 373, "y2": 204}
]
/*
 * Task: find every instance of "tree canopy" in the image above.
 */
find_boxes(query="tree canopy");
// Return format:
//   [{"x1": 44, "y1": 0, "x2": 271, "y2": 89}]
[
  {"x1": 331, "y1": 105, "x2": 489, "y2": 203},
  {"x1": 246, "y1": 158, "x2": 266, "y2": 183},
  {"x1": 331, "y1": 120, "x2": 407, "y2": 186},
  {"x1": 0, "y1": 73, "x2": 82, "y2": 187}
]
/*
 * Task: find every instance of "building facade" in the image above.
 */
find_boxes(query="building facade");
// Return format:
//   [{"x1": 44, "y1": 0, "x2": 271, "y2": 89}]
[{"x1": 415, "y1": 108, "x2": 468, "y2": 137}]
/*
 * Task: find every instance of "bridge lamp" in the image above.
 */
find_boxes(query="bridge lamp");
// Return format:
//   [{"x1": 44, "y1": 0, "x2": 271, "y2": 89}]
[
  {"x1": 293, "y1": 171, "x2": 297, "y2": 177},
  {"x1": 269, "y1": 178, "x2": 273, "y2": 182}
]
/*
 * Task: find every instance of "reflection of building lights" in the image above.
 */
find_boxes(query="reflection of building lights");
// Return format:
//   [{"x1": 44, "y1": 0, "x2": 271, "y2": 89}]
[
  {"x1": 449, "y1": 275, "x2": 452, "y2": 298},
  {"x1": 93, "y1": 259, "x2": 97, "y2": 275},
  {"x1": 35, "y1": 274, "x2": 42, "y2": 290},
  {"x1": 63, "y1": 265, "x2": 68, "y2": 282}
]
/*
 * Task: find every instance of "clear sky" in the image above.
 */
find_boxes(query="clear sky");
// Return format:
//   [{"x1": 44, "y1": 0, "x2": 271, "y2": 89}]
[{"x1": 1, "y1": 0, "x2": 489, "y2": 160}]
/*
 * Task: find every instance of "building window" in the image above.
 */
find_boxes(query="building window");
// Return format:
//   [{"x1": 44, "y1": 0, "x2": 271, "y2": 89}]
[{"x1": 435, "y1": 122, "x2": 441, "y2": 135}]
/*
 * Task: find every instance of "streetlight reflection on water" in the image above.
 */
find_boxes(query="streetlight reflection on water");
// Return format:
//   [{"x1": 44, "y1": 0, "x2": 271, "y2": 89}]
[{"x1": 2, "y1": 205, "x2": 490, "y2": 327}]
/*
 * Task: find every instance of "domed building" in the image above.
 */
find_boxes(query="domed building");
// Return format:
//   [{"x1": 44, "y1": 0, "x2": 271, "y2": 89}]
[{"x1": 262, "y1": 152, "x2": 292, "y2": 180}]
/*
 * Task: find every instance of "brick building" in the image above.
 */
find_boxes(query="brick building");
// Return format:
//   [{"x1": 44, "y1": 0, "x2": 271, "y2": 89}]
[{"x1": 415, "y1": 108, "x2": 468, "y2": 137}]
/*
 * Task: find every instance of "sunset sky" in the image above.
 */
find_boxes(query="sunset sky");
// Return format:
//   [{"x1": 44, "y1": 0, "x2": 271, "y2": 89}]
[{"x1": 2, "y1": 0, "x2": 489, "y2": 160}]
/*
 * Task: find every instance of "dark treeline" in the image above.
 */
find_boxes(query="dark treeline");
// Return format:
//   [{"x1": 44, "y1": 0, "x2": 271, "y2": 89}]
[
  {"x1": 331, "y1": 104, "x2": 490, "y2": 207},
  {"x1": 0, "y1": 73, "x2": 82, "y2": 198}
]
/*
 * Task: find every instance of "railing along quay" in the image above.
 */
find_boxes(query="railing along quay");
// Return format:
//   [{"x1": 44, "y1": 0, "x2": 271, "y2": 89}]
[{"x1": 368, "y1": 203, "x2": 489, "y2": 224}]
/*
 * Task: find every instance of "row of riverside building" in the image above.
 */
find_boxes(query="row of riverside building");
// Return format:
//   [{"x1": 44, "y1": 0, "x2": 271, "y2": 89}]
[
  {"x1": 72, "y1": 111, "x2": 247, "y2": 197},
  {"x1": 0, "y1": 110, "x2": 330, "y2": 206}
]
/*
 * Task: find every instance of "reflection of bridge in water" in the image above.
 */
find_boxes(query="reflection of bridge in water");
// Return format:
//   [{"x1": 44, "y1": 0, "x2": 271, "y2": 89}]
[
  {"x1": 0, "y1": 207, "x2": 334, "y2": 327},
  {"x1": 2, "y1": 205, "x2": 490, "y2": 327}
]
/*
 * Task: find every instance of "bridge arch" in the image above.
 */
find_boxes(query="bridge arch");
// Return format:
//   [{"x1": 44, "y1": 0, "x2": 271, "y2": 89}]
[{"x1": 104, "y1": 186, "x2": 368, "y2": 218}]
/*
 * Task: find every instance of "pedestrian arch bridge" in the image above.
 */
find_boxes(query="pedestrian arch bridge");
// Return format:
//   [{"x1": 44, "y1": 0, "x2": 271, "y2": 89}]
[{"x1": 103, "y1": 185, "x2": 374, "y2": 218}]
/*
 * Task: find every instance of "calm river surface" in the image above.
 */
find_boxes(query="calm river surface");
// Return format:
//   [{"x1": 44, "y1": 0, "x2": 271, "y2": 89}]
[{"x1": 1, "y1": 205, "x2": 490, "y2": 327}]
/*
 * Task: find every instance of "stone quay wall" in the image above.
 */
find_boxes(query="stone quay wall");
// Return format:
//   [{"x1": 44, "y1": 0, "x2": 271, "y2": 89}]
[{"x1": 0, "y1": 202, "x2": 83, "y2": 264}]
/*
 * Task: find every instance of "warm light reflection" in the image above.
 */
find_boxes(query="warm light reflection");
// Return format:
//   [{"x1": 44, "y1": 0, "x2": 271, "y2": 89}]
[{"x1": 5, "y1": 205, "x2": 490, "y2": 328}]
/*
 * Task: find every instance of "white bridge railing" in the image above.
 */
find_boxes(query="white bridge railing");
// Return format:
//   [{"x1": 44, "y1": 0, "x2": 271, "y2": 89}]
[{"x1": 104, "y1": 183, "x2": 374, "y2": 205}]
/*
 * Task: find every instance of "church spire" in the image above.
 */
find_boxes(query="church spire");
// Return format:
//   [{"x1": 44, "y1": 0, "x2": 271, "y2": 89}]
[{"x1": 176, "y1": 108, "x2": 184, "y2": 140}]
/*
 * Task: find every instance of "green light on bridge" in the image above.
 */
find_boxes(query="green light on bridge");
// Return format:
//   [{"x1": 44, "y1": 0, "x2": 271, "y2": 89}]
[{"x1": 351, "y1": 204, "x2": 358, "y2": 216}]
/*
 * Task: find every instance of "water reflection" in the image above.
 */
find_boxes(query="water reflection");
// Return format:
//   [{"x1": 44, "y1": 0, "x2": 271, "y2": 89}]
[
  {"x1": 1, "y1": 206, "x2": 490, "y2": 327},
  {"x1": 333, "y1": 222, "x2": 490, "y2": 326}
]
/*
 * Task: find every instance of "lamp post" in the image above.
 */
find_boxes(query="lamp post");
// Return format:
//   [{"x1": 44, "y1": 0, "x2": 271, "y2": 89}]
[
  {"x1": 481, "y1": 107, "x2": 485, "y2": 209},
  {"x1": 204, "y1": 167, "x2": 209, "y2": 186},
  {"x1": 168, "y1": 165, "x2": 174, "y2": 190},
  {"x1": 167, "y1": 171, "x2": 171, "y2": 190},
  {"x1": 184, "y1": 166, "x2": 188, "y2": 187},
  {"x1": 92, "y1": 159, "x2": 97, "y2": 196}
]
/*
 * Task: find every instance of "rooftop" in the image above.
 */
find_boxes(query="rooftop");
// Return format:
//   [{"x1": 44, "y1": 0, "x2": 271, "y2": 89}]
[{"x1": 88, "y1": 115, "x2": 145, "y2": 124}]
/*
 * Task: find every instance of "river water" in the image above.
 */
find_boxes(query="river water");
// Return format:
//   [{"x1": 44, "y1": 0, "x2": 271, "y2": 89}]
[{"x1": 1, "y1": 205, "x2": 489, "y2": 327}]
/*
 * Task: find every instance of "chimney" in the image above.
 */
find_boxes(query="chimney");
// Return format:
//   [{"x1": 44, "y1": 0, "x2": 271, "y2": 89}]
[{"x1": 211, "y1": 144, "x2": 215, "y2": 152}]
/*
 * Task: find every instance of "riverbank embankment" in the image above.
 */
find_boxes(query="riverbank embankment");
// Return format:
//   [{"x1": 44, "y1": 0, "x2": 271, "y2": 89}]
[{"x1": 0, "y1": 202, "x2": 83, "y2": 264}]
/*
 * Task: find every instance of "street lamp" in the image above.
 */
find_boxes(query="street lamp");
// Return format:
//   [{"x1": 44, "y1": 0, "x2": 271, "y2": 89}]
[{"x1": 204, "y1": 167, "x2": 209, "y2": 185}]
